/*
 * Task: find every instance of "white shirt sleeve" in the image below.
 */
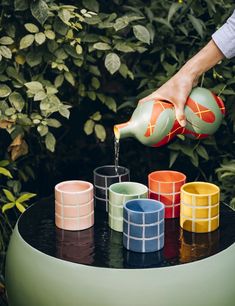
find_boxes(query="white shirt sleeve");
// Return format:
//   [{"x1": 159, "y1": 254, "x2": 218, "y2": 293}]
[{"x1": 212, "y1": 10, "x2": 235, "y2": 59}]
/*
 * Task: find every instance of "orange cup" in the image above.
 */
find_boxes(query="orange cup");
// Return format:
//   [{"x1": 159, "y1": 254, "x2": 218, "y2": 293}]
[{"x1": 148, "y1": 170, "x2": 186, "y2": 218}]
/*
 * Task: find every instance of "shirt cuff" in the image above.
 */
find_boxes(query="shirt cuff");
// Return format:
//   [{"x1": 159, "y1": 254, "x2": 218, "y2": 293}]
[{"x1": 212, "y1": 11, "x2": 235, "y2": 59}]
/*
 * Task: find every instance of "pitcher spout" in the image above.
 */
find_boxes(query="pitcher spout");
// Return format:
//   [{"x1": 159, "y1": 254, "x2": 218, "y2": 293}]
[{"x1": 114, "y1": 121, "x2": 134, "y2": 140}]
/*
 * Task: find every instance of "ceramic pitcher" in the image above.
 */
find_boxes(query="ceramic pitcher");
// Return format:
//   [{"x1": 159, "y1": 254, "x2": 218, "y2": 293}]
[{"x1": 114, "y1": 87, "x2": 225, "y2": 147}]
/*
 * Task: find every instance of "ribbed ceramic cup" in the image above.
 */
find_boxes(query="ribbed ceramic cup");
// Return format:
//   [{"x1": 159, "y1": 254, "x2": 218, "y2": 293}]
[
  {"x1": 148, "y1": 170, "x2": 186, "y2": 218},
  {"x1": 55, "y1": 180, "x2": 94, "y2": 231},
  {"x1": 56, "y1": 227, "x2": 94, "y2": 264},
  {"x1": 93, "y1": 165, "x2": 130, "y2": 212},
  {"x1": 180, "y1": 182, "x2": 220, "y2": 233},
  {"x1": 123, "y1": 199, "x2": 165, "y2": 253},
  {"x1": 108, "y1": 182, "x2": 148, "y2": 232}
]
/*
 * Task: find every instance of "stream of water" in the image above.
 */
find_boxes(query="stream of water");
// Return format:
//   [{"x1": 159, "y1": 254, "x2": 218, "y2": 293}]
[{"x1": 114, "y1": 138, "x2": 120, "y2": 174}]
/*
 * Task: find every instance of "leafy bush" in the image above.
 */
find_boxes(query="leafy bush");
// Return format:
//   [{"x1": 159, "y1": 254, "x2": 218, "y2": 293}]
[
  {"x1": 0, "y1": 0, "x2": 234, "y2": 232},
  {"x1": 216, "y1": 160, "x2": 235, "y2": 208}
]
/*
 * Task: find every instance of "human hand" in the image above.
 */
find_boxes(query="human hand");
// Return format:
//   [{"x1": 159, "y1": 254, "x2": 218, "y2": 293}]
[
  {"x1": 139, "y1": 67, "x2": 198, "y2": 127},
  {"x1": 139, "y1": 40, "x2": 224, "y2": 127}
]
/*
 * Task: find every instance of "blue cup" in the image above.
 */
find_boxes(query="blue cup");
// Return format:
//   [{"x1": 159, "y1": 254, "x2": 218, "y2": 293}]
[{"x1": 123, "y1": 199, "x2": 165, "y2": 253}]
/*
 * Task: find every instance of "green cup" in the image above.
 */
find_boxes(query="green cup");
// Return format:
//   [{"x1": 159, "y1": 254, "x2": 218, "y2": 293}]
[{"x1": 108, "y1": 182, "x2": 148, "y2": 232}]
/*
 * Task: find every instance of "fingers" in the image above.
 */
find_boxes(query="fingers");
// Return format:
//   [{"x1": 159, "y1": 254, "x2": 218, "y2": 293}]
[{"x1": 174, "y1": 103, "x2": 186, "y2": 127}]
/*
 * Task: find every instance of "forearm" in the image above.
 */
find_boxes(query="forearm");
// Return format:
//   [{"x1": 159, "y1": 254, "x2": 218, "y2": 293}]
[{"x1": 180, "y1": 40, "x2": 224, "y2": 82}]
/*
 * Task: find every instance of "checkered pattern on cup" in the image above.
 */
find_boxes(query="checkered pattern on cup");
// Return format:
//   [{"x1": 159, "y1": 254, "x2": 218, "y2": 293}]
[
  {"x1": 148, "y1": 170, "x2": 186, "y2": 219},
  {"x1": 123, "y1": 199, "x2": 165, "y2": 253},
  {"x1": 55, "y1": 180, "x2": 94, "y2": 231},
  {"x1": 180, "y1": 182, "x2": 220, "y2": 233},
  {"x1": 108, "y1": 182, "x2": 148, "y2": 232},
  {"x1": 93, "y1": 165, "x2": 130, "y2": 212}
]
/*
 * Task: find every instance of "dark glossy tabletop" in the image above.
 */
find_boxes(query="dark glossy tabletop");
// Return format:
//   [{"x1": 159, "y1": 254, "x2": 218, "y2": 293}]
[{"x1": 18, "y1": 199, "x2": 235, "y2": 269}]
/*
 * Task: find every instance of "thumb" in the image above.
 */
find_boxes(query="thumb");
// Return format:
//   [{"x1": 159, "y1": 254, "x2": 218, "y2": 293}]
[
  {"x1": 174, "y1": 103, "x2": 186, "y2": 127},
  {"x1": 139, "y1": 92, "x2": 166, "y2": 104}
]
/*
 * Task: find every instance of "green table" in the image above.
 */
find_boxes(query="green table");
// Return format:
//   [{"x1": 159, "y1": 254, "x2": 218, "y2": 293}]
[{"x1": 5, "y1": 199, "x2": 235, "y2": 306}]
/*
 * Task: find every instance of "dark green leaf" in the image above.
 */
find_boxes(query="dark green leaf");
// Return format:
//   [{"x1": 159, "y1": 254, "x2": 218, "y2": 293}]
[
  {"x1": 0, "y1": 84, "x2": 11, "y2": 97},
  {"x1": 54, "y1": 75, "x2": 64, "y2": 88},
  {"x1": 169, "y1": 151, "x2": 179, "y2": 167},
  {"x1": 46, "y1": 118, "x2": 61, "y2": 128},
  {"x1": 104, "y1": 96, "x2": 117, "y2": 112},
  {"x1": 20, "y1": 34, "x2": 34, "y2": 49},
  {"x1": 2, "y1": 202, "x2": 15, "y2": 213},
  {"x1": 167, "y1": 3, "x2": 182, "y2": 23},
  {"x1": 133, "y1": 25, "x2": 150, "y2": 44},
  {"x1": 196, "y1": 145, "x2": 209, "y2": 160},
  {"x1": 26, "y1": 51, "x2": 42, "y2": 67},
  {"x1": 90, "y1": 111, "x2": 101, "y2": 121},
  {"x1": 45, "y1": 132, "x2": 56, "y2": 152},
  {"x1": 15, "y1": 201, "x2": 26, "y2": 213},
  {"x1": 24, "y1": 23, "x2": 39, "y2": 33},
  {"x1": 115, "y1": 43, "x2": 134, "y2": 53},
  {"x1": 59, "y1": 105, "x2": 70, "y2": 119},
  {"x1": 37, "y1": 124, "x2": 48, "y2": 136},
  {"x1": 35, "y1": 32, "x2": 46, "y2": 45},
  {"x1": 31, "y1": 0, "x2": 49, "y2": 25},
  {"x1": 94, "y1": 124, "x2": 106, "y2": 141},
  {"x1": 0, "y1": 167, "x2": 12, "y2": 178},
  {"x1": 105, "y1": 53, "x2": 121, "y2": 74},
  {"x1": 58, "y1": 9, "x2": 71, "y2": 24},
  {"x1": 15, "y1": 0, "x2": 29, "y2": 11},
  {"x1": 188, "y1": 14, "x2": 204, "y2": 38},
  {"x1": 0, "y1": 46, "x2": 12, "y2": 59},
  {"x1": 93, "y1": 42, "x2": 111, "y2": 50},
  {"x1": 114, "y1": 16, "x2": 129, "y2": 31},
  {"x1": 3, "y1": 189, "x2": 15, "y2": 202},
  {"x1": 91, "y1": 77, "x2": 100, "y2": 89},
  {"x1": 25, "y1": 81, "x2": 43, "y2": 93},
  {"x1": 9, "y1": 92, "x2": 25, "y2": 112},
  {"x1": 17, "y1": 193, "x2": 36, "y2": 203},
  {"x1": 64, "y1": 72, "x2": 75, "y2": 86},
  {"x1": 34, "y1": 90, "x2": 47, "y2": 101},
  {"x1": 84, "y1": 119, "x2": 95, "y2": 135},
  {"x1": 0, "y1": 36, "x2": 14, "y2": 45}
]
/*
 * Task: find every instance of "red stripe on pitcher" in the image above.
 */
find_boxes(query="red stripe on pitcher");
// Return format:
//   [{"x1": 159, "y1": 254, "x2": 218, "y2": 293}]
[{"x1": 187, "y1": 97, "x2": 215, "y2": 123}]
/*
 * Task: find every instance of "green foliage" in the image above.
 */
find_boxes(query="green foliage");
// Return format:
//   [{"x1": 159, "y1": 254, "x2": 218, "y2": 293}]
[
  {"x1": 216, "y1": 160, "x2": 235, "y2": 208},
  {"x1": 0, "y1": 0, "x2": 149, "y2": 153},
  {"x1": 0, "y1": 0, "x2": 234, "y2": 227}
]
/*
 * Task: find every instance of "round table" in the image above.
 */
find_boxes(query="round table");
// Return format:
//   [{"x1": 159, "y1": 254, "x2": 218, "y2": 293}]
[{"x1": 5, "y1": 199, "x2": 235, "y2": 306}]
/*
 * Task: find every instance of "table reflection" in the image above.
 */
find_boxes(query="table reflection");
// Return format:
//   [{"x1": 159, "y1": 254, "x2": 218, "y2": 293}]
[
  {"x1": 56, "y1": 226, "x2": 95, "y2": 264},
  {"x1": 164, "y1": 218, "x2": 180, "y2": 260},
  {"x1": 179, "y1": 229, "x2": 220, "y2": 264}
]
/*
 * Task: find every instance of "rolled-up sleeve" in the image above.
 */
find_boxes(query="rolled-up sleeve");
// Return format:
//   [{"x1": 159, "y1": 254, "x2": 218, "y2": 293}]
[{"x1": 212, "y1": 10, "x2": 235, "y2": 59}]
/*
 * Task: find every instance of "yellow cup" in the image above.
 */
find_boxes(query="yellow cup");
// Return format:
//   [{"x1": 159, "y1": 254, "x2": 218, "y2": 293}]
[{"x1": 180, "y1": 182, "x2": 220, "y2": 233}]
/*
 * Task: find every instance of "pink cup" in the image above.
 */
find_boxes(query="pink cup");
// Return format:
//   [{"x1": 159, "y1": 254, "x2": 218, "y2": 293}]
[{"x1": 55, "y1": 180, "x2": 94, "y2": 231}]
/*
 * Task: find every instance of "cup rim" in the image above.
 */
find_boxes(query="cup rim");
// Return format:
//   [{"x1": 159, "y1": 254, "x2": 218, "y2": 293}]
[
  {"x1": 148, "y1": 170, "x2": 186, "y2": 184},
  {"x1": 55, "y1": 180, "x2": 93, "y2": 194},
  {"x1": 93, "y1": 165, "x2": 129, "y2": 178},
  {"x1": 181, "y1": 181, "x2": 220, "y2": 196},
  {"x1": 124, "y1": 199, "x2": 164, "y2": 214},
  {"x1": 109, "y1": 182, "x2": 148, "y2": 196}
]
